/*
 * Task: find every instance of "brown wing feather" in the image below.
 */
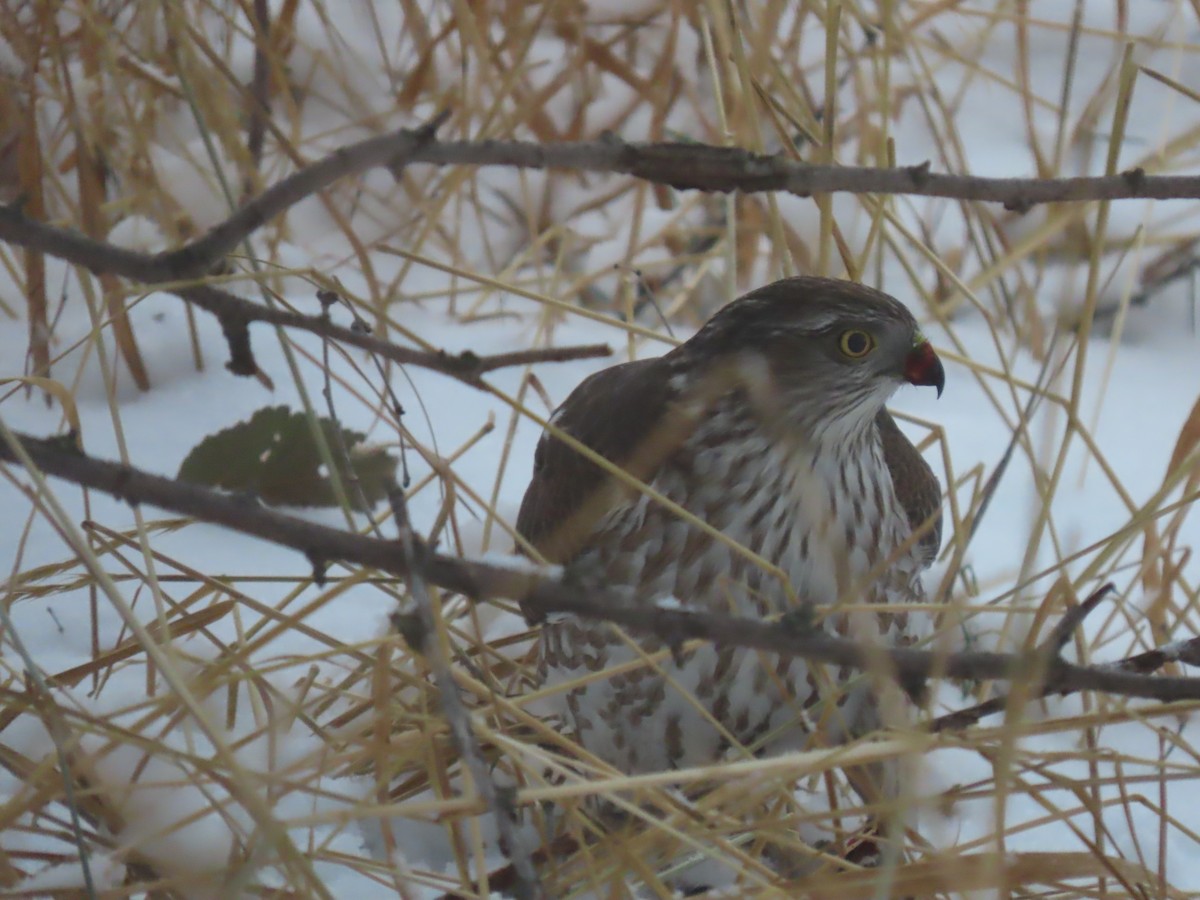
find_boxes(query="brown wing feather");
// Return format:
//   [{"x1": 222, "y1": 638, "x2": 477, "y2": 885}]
[
  {"x1": 516, "y1": 357, "x2": 678, "y2": 563},
  {"x1": 875, "y1": 409, "x2": 942, "y2": 566}
]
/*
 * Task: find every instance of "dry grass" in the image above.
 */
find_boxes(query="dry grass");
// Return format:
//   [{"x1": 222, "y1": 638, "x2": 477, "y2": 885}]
[{"x1": 2, "y1": 1, "x2": 1200, "y2": 897}]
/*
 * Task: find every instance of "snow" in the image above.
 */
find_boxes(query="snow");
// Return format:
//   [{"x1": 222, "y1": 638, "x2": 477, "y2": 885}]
[
  {"x1": 3, "y1": 0, "x2": 1200, "y2": 895},
  {"x1": 12, "y1": 852, "x2": 125, "y2": 894}
]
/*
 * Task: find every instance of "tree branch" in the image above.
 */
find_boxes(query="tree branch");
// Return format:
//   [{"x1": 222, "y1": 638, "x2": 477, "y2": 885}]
[
  {"x1": 403, "y1": 137, "x2": 1180, "y2": 210},
  {"x1": 0, "y1": 113, "x2": 609, "y2": 384},
  {"x1": 2, "y1": 135, "x2": 1192, "y2": 287},
  {"x1": 4, "y1": 428, "x2": 1199, "y2": 711},
  {"x1": 176, "y1": 281, "x2": 611, "y2": 383},
  {"x1": 932, "y1": 626, "x2": 1200, "y2": 732},
  {"x1": 2, "y1": 126, "x2": 1189, "y2": 385},
  {"x1": 0, "y1": 209, "x2": 610, "y2": 383}
]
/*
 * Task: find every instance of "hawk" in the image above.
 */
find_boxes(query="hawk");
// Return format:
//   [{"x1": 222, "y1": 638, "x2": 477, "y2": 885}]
[{"x1": 517, "y1": 276, "x2": 944, "y2": 779}]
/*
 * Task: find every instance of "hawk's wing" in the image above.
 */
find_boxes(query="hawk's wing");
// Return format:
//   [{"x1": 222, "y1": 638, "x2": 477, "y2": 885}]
[
  {"x1": 876, "y1": 409, "x2": 942, "y2": 567},
  {"x1": 516, "y1": 361, "x2": 943, "y2": 572},
  {"x1": 516, "y1": 356, "x2": 679, "y2": 564}
]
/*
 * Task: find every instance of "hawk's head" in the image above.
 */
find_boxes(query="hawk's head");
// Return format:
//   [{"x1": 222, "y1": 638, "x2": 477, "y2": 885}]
[{"x1": 677, "y1": 276, "x2": 944, "y2": 442}]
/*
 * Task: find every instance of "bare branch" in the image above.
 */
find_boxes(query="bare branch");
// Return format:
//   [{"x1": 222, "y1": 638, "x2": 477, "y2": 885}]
[
  {"x1": 0, "y1": 115, "x2": 447, "y2": 283},
  {"x1": 403, "y1": 138, "x2": 1192, "y2": 209},
  {"x1": 171, "y1": 281, "x2": 611, "y2": 383},
  {"x1": 0, "y1": 206, "x2": 610, "y2": 382},
  {"x1": 242, "y1": 0, "x2": 272, "y2": 198},
  {"x1": 1042, "y1": 584, "x2": 1113, "y2": 654},
  {"x1": 0, "y1": 112, "x2": 609, "y2": 384},
  {"x1": 3, "y1": 136, "x2": 1193, "y2": 287},
  {"x1": 933, "y1": 621, "x2": 1200, "y2": 732},
  {"x1": 4, "y1": 429, "x2": 1200, "y2": 712},
  {"x1": 0, "y1": 126, "x2": 1186, "y2": 388},
  {"x1": 164, "y1": 112, "x2": 450, "y2": 279}
]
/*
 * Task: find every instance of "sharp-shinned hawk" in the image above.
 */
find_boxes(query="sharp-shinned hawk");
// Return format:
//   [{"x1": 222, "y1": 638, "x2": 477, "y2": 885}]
[{"x1": 517, "y1": 276, "x2": 944, "y2": 780}]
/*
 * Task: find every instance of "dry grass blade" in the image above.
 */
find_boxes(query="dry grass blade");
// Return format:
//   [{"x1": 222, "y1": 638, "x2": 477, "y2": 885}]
[{"x1": 1, "y1": 2, "x2": 1199, "y2": 897}]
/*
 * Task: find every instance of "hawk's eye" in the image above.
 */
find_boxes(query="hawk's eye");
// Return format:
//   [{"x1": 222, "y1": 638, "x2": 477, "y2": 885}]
[{"x1": 838, "y1": 329, "x2": 876, "y2": 358}]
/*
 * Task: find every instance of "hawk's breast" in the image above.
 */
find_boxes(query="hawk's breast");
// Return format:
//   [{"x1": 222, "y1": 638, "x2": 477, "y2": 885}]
[{"x1": 536, "y1": 398, "x2": 930, "y2": 772}]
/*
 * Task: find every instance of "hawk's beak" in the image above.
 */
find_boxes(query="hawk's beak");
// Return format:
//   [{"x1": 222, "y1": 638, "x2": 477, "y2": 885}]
[{"x1": 904, "y1": 340, "x2": 944, "y2": 398}]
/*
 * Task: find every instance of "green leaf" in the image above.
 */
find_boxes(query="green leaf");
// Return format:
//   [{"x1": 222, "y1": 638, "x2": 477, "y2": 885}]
[{"x1": 178, "y1": 405, "x2": 397, "y2": 509}]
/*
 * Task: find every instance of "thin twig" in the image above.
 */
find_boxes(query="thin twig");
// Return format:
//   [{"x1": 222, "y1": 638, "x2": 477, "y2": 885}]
[
  {"x1": 242, "y1": 0, "x2": 271, "y2": 199},
  {"x1": 936, "y1": 331, "x2": 1064, "y2": 606},
  {"x1": 167, "y1": 111, "x2": 451, "y2": 279},
  {"x1": 1042, "y1": 584, "x2": 1113, "y2": 655},
  {"x1": 930, "y1": 633, "x2": 1200, "y2": 732},
  {"x1": 177, "y1": 278, "x2": 611, "y2": 382},
  {"x1": 385, "y1": 484, "x2": 544, "y2": 900},
  {"x1": 0, "y1": 603, "x2": 98, "y2": 898},
  {"x1": 0, "y1": 202, "x2": 612, "y2": 383},
  {"x1": 930, "y1": 584, "x2": 1145, "y2": 733}
]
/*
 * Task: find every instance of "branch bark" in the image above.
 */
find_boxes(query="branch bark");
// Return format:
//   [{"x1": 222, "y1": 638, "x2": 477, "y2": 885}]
[
  {"x1": 0, "y1": 208, "x2": 610, "y2": 383},
  {"x1": 403, "y1": 138, "x2": 1179, "y2": 210},
  {"x1": 0, "y1": 113, "x2": 610, "y2": 384},
  {"x1": 2, "y1": 125, "x2": 1190, "y2": 386},
  {"x1": 1, "y1": 134, "x2": 1192, "y2": 286},
  {"x1": 4, "y1": 427, "x2": 1199, "y2": 710}
]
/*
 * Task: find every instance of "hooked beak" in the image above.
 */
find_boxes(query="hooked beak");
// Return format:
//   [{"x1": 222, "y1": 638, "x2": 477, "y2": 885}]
[{"x1": 904, "y1": 339, "x2": 945, "y2": 398}]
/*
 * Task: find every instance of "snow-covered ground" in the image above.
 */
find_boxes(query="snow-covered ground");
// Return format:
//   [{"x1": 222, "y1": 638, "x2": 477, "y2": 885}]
[{"x1": 3, "y1": 1, "x2": 1200, "y2": 895}]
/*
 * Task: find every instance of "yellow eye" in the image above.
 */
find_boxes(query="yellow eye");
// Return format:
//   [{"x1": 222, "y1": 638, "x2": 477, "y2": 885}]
[{"x1": 838, "y1": 329, "x2": 876, "y2": 358}]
